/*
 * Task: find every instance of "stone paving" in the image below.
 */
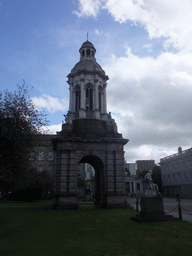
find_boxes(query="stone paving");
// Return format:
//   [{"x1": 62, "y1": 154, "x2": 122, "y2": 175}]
[{"x1": 126, "y1": 197, "x2": 192, "y2": 222}]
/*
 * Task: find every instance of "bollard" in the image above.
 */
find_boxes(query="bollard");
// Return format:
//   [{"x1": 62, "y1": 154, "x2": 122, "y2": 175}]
[
  {"x1": 177, "y1": 194, "x2": 182, "y2": 221},
  {"x1": 136, "y1": 196, "x2": 139, "y2": 212}
]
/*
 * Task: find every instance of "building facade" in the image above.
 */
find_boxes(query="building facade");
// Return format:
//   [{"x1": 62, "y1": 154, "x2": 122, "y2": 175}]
[
  {"x1": 160, "y1": 147, "x2": 192, "y2": 198},
  {"x1": 136, "y1": 160, "x2": 155, "y2": 172},
  {"x1": 30, "y1": 134, "x2": 56, "y2": 176}
]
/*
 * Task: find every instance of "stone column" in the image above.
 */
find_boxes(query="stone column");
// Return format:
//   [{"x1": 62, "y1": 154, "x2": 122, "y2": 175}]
[
  {"x1": 93, "y1": 79, "x2": 100, "y2": 119},
  {"x1": 54, "y1": 149, "x2": 78, "y2": 209},
  {"x1": 69, "y1": 85, "x2": 73, "y2": 112},
  {"x1": 79, "y1": 79, "x2": 86, "y2": 118},
  {"x1": 94, "y1": 81, "x2": 99, "y2": 110},
  {"x1": 72, "y1": 90, "x2": 76, "y2": 112},
  {"x1": 80, "y1": 80, "x2": 85, "y2": 109},
  {"x1": 103, "y1": 84, "x2": 107, "y2": 114},
  {"x1": 101, "y1": 92, "x2": 104, "y2": 114}
]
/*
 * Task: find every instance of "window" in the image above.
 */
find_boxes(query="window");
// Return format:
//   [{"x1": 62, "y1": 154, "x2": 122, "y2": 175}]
[
  {"x1": 38, "y1": 151, "x2": 45, "y2": 161},
  {"x1": 75, "y1": 87, "x2": 81, "y2": 112},
  {"x1": 92, "y1": 50, "x2": 95, "y2": 57},
  {"x1": 82, "y1": 50, "x2": 85, "y2": 56},
  {"x1": 136, "y1": 183, "x2": 140, "y2": 191},
  {"x1": 48, "y1": 151, "x2": 54, "y2": 161},
  {"x1": 29, "y1": 152, "x2": 35, "y2": 161},
  {"x1": 86, "y1": 49, "x2": 90, "y2": 56},
  {"x1": 86, "y1": 86, "x2": 93, "y2": 111},
  {"x1": 38, "y1": 166, "x2": 44, "y2": 172},
  {"x1": 172, "y1": 174, "x2": 175, "y2": 181},
  {"x1": 48, "y1": 166, "x2": 53, "y2": 176}
]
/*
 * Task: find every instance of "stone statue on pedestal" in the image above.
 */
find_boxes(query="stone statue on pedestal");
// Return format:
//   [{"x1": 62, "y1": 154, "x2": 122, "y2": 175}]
[
  {"x1": 142, "y1": 170, "x2": 161, "y2": 196},
  {"x1": 131, "y1": 170, "x2": 174, "y2": 222}
]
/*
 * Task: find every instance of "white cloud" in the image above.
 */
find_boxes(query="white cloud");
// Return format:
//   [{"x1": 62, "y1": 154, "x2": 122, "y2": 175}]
[
  {"x1": 73, "y1": 0, "x2": 102, "y2": 17},
  {"x1": 95, "y1": 29, "x2": 103, "y2": 36},
  {"x1": 74, "y1": 0, "x2": 192, "y2": 52},
  {"x1": 32, "y1": 94, "x2": 68, "y2": 113},
  {"x1": 103, "y1": 47, "x2": 192, "y2": 162}
]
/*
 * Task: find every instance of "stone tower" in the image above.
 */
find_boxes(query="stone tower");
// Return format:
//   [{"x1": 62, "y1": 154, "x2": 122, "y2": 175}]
[{"x1": 52, "y1": 40, "x2": 128, "y2": 208}]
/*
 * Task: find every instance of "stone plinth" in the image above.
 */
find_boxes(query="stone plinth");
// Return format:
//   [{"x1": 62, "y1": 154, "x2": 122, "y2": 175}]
[{"x1": 132, "y1": 196, "x2": 174, "y2": 222}]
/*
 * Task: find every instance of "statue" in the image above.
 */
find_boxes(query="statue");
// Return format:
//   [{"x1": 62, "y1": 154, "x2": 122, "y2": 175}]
[{"x1": 142, "y1": 170, "x2": 161, "y2": 196}]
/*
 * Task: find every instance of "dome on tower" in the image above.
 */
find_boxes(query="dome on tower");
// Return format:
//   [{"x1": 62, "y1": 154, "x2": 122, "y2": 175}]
[
  {"x1": 79, "y1": 40, "x2": 96, "y2": 52},
  {"x1": 71, "y1": 59, "x2": 104, "y2": 73},
  {"x1": 68, "y1": 40, "x2": 109, "y2": 81}
]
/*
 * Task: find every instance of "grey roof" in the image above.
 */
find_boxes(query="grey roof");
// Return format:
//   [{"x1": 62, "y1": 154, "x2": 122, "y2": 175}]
[
  {"x1": 79, "y1": 40, "x2": 96, "y2": 52},
  {"x1": 71, "y1": 59, "x2": 104, "y2": 73}
]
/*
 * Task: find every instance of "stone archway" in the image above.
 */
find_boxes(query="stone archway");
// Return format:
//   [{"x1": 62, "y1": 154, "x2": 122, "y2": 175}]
[
  {"x1": 79, "y1": 155, "x2": 104, "y2": 206},
  {"x1": 52, "y1": 136, "x2": 128, "y2": 209}
]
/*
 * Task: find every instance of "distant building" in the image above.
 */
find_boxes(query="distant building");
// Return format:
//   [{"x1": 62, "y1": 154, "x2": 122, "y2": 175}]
[
  {"x1": 160, "y1": 147, "x2": 192, "y2": 198},
  {"x1": 124, "y1": 159, "x2": 156, "y2": 196},
  {"x1": 124, "y1": 162, "x2": 141, "y2": 196},
  {"x1": 136, "y1": 160, "x2": 155, "y2": 172},
  {"x1": 125, "y1": 162, "x2": 137, "y2": 176}
]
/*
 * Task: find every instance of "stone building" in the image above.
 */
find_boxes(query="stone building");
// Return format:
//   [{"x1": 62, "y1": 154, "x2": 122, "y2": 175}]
[
  {"x1": 160, "y1": 147, "x2": 192, "y2": 198},
  {"x1": 136, "y1": 160, "x2": 155, "y2": 172},
  {"x1": 52, "y1": 40, "x2": 128, "y2": 208},
  {"x1": 30, "y1": 134, "x2": 56, "y2": 176}
]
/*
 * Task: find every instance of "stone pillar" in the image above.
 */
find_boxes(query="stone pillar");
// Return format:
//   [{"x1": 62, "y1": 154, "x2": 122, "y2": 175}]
[
  {"x1": 93, "y1": 80, "x2": 100, "y2": 119},
  {"x1": 103, "y1": 84, "x2": 107, "y2": 113},
  {"x1": 72, "y1": 90, "x2": 76, "y2": 113},
  {"x1": 101, "y1": 92, "x2": 104, "y2": 114},
  {"x1": 104, "y1": 148, "x2": 126, "y2": 208},
  {"x1": 53, "y1": 148, "x2": 78, "y2": 209},
  {"x1": 79, "y1": 79, "x2": 86, "y2": 118},
  {"x1": 102, "y1": 84, "x2": 108, "y2": 120},
  {"x1": 94, "y1": 81, "x2": 99, "y2": 110},
  {"x1": 69, "y1": 85, "x2": 73, "y2": 112}
]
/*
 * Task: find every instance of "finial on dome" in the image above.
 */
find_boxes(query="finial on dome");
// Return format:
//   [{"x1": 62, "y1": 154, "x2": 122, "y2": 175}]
[{"x1": 87, "y1": 32, "x2": 88, "y2": 41}]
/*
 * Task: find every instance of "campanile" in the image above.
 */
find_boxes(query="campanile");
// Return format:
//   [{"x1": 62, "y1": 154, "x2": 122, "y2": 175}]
[{"x1": 52, "y1": 40, "x2": 128, "y2": 208}]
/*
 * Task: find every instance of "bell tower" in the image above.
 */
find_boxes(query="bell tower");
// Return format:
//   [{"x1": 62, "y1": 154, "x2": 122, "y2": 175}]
[
  {"x1": 67, "y1": 40, "x2": 109, "y2": 122},
  {"x1": 52, "y1": 40, "x2": 128, "y2": 209}
]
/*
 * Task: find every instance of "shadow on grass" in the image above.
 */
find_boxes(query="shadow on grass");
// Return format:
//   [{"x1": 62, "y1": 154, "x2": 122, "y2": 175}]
[{"x1": 0, "y1": 204, "x2": 192, "y2": 256}]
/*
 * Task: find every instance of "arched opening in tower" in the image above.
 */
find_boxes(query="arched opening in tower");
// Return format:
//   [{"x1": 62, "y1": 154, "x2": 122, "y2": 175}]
[
  {"x1": 75, "y1": 86, "x2": 81, "y2": 112},
  {"x1": 85, "y1": 86, "x2": 93, "y2": 111},
  {"x1": 78, "y1": 155, "x2": 104, "y2": 206}
]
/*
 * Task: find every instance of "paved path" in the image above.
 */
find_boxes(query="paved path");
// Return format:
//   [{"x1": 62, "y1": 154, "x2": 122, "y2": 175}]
[{"x1": 126, "y1": 197, "x2": 192, "y2": 222}]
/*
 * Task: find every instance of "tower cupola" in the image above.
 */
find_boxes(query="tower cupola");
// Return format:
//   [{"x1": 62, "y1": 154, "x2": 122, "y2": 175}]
[{"x1": 79, "y1": 40, "x2": 96, "y2": 61}]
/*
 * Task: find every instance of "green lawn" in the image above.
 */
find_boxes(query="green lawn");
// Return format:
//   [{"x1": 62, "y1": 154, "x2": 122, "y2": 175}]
[{"x1": 1, "y1": 203, "x2": 192, "y2": 256}]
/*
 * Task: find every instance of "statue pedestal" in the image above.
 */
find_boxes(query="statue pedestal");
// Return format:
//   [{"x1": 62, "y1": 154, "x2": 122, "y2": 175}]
[{"x1": 132, "y1": 196, "x2": 175, "y2": 222}]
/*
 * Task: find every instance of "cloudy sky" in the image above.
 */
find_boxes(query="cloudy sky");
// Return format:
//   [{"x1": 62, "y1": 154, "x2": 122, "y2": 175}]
[{"x1": 1, "y1": 0, "x2": 192, "y2": 164}]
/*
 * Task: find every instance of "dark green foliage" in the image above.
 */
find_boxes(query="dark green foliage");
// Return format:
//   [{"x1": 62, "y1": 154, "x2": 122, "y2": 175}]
[
  {"x1": 0, "y1": 82, "x2": 49, "y2": 198},
  {"x1": 138, "y1": 169, "x2": 148, "y2": 178},
  {"x1": 152, "y1": 164, "x2": 162, "y2": 193},
  {"x1": 7, "y1": 169, "x2": 53, "y2": 201}
]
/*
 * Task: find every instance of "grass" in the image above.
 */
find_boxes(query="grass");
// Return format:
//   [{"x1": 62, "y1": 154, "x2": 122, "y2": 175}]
[
  {"x1": 1, "y1": 202, "x2": 192, "y2": 256},
  {"x1": 0, "y1": 199, "x2": 53, "y2": 207},
  {"x1": 77, "y1": 198, "x2": 94, "y2": 205}
]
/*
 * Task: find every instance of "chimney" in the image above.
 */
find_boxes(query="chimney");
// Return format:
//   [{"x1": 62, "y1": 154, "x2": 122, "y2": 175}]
[{"x1": 178, "y1": 147, "x2": 182, "y2": 154}]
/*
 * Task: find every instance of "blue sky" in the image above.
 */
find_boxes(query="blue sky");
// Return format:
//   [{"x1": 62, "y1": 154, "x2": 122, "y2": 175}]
[{"x1": 1, "y1": 0, "x2": 192, "y2": 163}]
